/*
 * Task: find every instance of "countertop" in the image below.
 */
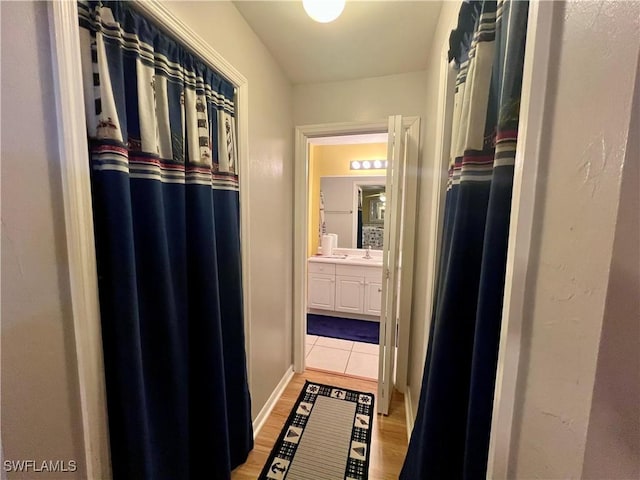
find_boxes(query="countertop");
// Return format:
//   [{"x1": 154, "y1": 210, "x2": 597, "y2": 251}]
[{"x1": 308, "y1": 254, "x2": 383, "y2": 268}]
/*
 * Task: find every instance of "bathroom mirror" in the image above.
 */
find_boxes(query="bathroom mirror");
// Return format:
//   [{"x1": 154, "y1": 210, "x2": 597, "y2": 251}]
[
  {"x1": 318, "y1": 176, "x2": 386, "y2": 251},
  {"x1": 369, "y1": 198, "x2": 385, "y2": 223},
  {"x1": 359, "y1": 185, "x2": 385, "y2": 249}
]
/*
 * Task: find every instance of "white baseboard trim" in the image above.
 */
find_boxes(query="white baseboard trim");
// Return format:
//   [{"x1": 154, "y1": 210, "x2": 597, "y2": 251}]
[
  {"x1": 404, "y1": 386, "x2": 415, "y2": 442},
  {"x1": 252, "y1": 366, "x2": 295, "y2": 439}
]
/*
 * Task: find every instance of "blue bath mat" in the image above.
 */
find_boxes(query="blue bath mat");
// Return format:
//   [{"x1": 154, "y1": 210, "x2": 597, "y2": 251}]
[{"x1": 307, "y1": 314, "x2": 379, "y2": 345}]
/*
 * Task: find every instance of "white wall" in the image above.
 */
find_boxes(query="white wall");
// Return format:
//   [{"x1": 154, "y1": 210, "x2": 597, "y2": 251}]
[
  {"x1": 509, "y1": 2, "x2": 640, "y2": 477},
  {"x1": 1, "y1": 2, "x2": 86, "y2": 478},
  {"x1": 406, "y1": 0, "x2": 460, "y2": 416},
  {"x1": 294, "y1": 70, "x2": 428, "y2": 126},
  {"x1": 162, "y1": 1, "x2": 294, "y2": 417},
  {"x1": 582, "y1": 51, "x2": 640, "y2": 479}
]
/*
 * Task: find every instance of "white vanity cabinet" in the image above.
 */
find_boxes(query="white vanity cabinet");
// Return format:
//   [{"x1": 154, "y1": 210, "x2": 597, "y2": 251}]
[
  {"x1": 308, "y1": 259, "x2": 382, "y2": 319},
  {"x1": 308, "y1": 262, "x2": 336, "y2": 310}
]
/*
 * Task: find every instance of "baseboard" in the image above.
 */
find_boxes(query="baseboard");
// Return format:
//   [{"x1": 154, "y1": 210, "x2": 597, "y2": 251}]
[
  {"x1": 252, "y1": 366, "x2": 295, "y2": 439},
  {"x1": 404, "y1": 386, "x2": 415, "y2": 442}
]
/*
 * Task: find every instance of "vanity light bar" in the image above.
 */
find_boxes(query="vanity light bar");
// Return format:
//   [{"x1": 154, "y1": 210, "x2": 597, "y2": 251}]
[{"x1": 350, "y1": 160, "x2": 388, "y2": 170}]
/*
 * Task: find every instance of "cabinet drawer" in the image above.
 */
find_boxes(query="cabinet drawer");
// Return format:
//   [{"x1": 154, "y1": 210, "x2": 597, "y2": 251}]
[
  {"x1": 336, "y1": 264, "x2": 381, "y2": 280},
  {"x1": 308, "y1": 261, "x2": 336, "y2": 275}
]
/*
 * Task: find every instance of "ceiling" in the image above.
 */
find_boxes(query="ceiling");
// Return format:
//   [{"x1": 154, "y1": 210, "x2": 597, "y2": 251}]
[{"x1": 233, "y1": 1, "x2": 443, "y2": 85}]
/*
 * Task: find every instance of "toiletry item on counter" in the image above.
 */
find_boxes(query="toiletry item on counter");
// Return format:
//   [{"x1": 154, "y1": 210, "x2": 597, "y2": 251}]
[
  {"x1": 321, "y1": 234, "x2": 335, "y2": 256},
  {"x1": 328, "y1": 233, "x2": 338, "y2": 250}
]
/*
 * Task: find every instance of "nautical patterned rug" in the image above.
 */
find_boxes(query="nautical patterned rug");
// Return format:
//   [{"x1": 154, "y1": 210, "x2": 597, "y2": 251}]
[{"x1": 259, "y1": 381, "x2": 375, "y2": 480}]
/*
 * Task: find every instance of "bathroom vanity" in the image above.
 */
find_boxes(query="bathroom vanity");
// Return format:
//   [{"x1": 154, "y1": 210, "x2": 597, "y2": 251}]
[{"x1": 307, "y1": 249, "x2": 383, "y2": 321}]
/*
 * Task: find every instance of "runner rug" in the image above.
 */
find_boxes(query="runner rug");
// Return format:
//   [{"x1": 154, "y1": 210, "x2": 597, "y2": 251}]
[{"x1": 259, "y1": 381, "x2": 375, "y2": 480}]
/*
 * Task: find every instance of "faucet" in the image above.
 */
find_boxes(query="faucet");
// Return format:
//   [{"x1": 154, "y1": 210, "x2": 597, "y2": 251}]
[{"x1": 363, "y1": 246, "x2": 371, "y2": 259}]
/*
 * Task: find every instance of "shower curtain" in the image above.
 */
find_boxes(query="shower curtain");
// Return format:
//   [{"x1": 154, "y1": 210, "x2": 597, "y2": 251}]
[
  {"x1": 319, "y1": 190, "x2": 327, "y2": 251},
  {"x1": 78, "y1": 2, "x2": 252, "y2": 478},
  {"x1": 401, "y1": 1, "x2": 528, "y2": 478}
]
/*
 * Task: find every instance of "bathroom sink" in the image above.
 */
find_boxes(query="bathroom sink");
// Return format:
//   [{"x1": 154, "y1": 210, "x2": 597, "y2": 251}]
[{"x1": 345, "y1": 255, "x2": 383, "y2": 265}]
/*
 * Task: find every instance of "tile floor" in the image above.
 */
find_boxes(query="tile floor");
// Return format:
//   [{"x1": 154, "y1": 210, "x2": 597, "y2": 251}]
[{"x1": 305, "y1": 334, "x2": 379, "y2": 380}]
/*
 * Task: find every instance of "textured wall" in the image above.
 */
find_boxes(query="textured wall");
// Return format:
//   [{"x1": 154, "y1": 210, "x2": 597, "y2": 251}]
[
  {"x1": 406, "y1": 0, "x2": 460, "y2": 416},
  {"x1": 163, "y1": 1, "x2": 295, "y2": 418},
  {"x1": 1, "y1": 2, "x2": 86, "y2": 478},
  {"x1": 582, "y1": 50, "x2": 640, "y2": 479},
  {"x1": 509, "y1": 2, "x2": 640, "y2": 477}
]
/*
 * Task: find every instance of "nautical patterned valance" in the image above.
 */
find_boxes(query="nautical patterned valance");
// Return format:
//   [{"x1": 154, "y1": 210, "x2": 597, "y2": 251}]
[
  {"x1": 446, "y1": 0, "x2": 520, "y2": 192},
  {"x1": 78, "y1": 0, "x2": 239, "y2": 191}
]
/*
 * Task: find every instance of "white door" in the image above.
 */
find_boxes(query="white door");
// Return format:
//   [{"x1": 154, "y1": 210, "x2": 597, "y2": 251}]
[
  {"x1": 378, "y1": 115, "x2": 406, "y2": 415},
  {"x1": 308, "y1": 273, "x2": 335, "y2": 310},
  {"x1": 335, "y1": 275, "x2": 364, "y2": 313}
]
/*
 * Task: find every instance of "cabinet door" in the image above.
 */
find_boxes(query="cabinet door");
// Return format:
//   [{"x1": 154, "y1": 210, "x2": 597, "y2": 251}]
[
  {"x1": 364, "y1": 281, "x2": 383, "y2": 316},
  {"x1": 308, "y1": 273, "x2": 335, "y2": 310},
  {"x1": 335, "y1": 275, "x2": 364, "y2": 314}
]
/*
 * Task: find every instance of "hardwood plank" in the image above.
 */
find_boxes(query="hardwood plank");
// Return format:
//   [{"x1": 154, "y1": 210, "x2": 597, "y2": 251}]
[{"x1": 232, "y1": 370, "x2": 408, "y2": 479}]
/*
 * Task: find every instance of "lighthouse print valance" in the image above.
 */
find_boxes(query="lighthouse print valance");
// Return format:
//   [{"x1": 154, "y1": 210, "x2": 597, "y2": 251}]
[
  {"x1": 76, "y1": 2, "x2": 253, "y2": 478},
  {"x1": 78, "y1": 0, "x2": 239, "y2": 190}
]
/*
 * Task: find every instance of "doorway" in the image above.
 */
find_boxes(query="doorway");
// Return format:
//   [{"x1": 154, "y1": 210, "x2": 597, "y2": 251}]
[
  {"x1": 293, "y1": 117, "x2": 421, "y2": 414},
  {"x1": 305, "y1": 138, "x2": 387, "y2": 383}
]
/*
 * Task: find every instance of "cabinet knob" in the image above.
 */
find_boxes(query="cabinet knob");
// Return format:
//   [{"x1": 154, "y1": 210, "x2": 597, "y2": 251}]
[{"x1": 378, "y1": 288, "x2": 382, "y2": 292}]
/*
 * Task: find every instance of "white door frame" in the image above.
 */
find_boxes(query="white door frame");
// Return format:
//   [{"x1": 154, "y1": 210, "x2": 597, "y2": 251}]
[
  {"x1": 293, "y1": 117, "x2": 420, "y2": 393},
  {"x1": 487, "y1": 1, "x2": 555, "y2": 477},
  {"x1": 48, "y1": 2, "x2": 252, "y2": 478}
]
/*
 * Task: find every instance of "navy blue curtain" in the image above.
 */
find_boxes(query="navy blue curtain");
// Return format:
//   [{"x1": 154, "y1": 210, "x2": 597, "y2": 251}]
[
  {"x1": 78, "y1": 2, "x2": 253, "y2": 478},
  {"x1": 401, "y1": 1, "x2": 528, "y2": 478}
]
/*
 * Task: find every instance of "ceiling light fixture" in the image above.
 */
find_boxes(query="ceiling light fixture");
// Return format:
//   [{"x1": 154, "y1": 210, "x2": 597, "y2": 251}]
[
  {"x1": 350, "y1": 159, "x2": 387, "y2": 171},
  {"x1": 303, "y1": 0, "x2": 345, "y2": 23}
]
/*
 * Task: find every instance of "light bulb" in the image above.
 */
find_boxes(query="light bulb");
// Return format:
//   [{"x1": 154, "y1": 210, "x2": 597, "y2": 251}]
[
  {"x1": 373, "y1": 160, "x2": 382, "y2": 169},
  {"x1": 303, "y1": 0, "x2": 345, "y2": 23},
  {"x1": 351, "y1": 161, "x2": 361, "y2": 170},
  {"x1": 362, "y1": 161, "x2": 371, "y2": 169}
]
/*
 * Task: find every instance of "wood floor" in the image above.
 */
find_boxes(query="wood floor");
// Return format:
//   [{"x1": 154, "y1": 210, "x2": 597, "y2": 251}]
[{"x1": 232, "y1": 370, "x2": 408, "y2": 479}]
